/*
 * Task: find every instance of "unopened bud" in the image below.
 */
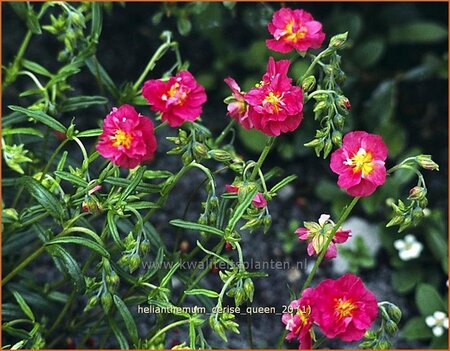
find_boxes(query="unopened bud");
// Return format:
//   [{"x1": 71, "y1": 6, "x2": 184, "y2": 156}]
[
  {"x1": 384, "y1": 319, "x2": 398, "y2": 336},
  {"x1": 416, "y1": 155, "x2": 439, "y2": 171},
  {"x1": 408, "y1": 186, "x2": 427, "y2": 201},
  {"x1": 234, "y1": 287, "x2": 245, "y2": 306},
  {"x1": 301, "y1": 76, "x2": 316, "y2": 92},
  {"x1": 329, "y1": 32, "x2": 348, "y2": 49},
  {"x1": 243, "y1": 278, "x2": 254, "y2": 302},
  {"x1": 140, "y1": 239, "x2": 151, "y2": 254},
  {"x1": 192, "y1": 142, "x2": 209, "y2": 160},
  {"x1": 208, "y1": 149, "x2": 233, "y2": 162},
  {"x1": 334, "y1": 114, "x2": 345, "y2": 129},
  {"x1": 331, "y1": 131, "x2": 343, "y2": 147},
  {"x1": 101, "y1": 293, "x2": 112, "y2": 313},
  {"x1": 128, "y1": 254, "x2": 141, "y2": 273}
]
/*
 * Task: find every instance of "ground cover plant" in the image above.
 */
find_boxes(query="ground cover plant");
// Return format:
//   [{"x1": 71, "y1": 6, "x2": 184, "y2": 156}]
[{"x1": 2, "y1": 2, "x2": 448, "y2": 349}]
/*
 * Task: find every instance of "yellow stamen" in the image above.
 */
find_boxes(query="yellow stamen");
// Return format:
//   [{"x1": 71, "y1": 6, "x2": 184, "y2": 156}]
[
  {"x1": 334, "y1": 297, "x2": 357, "y2": 319},
  {"x1": 263, "y1": 91, "x2": 282, "y2": 112},
  {"x1": 285, "y1": 20, "x2": 307, "y2": 42},
  {"x1": 112, "y1": 129, "x2": 132, "y2": 149},
  {"x1": 345, "y1": 148, "x2": 374, "y2": 176}
]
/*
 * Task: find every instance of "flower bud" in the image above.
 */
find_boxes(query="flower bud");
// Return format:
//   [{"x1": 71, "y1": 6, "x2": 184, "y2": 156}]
[
  {"x1": 140, "y1": 239, "x2": 151, "y2": 255},
  {"x1": 243, "y1": 278, "x2": 254, "y2": 302},
  {"x1": 198, "y1": 214, "x2": 208, "y2": 225},
  {"x1": 384, "y1": 320, "x2": 398, "y2": 336},
  {"x1": 192, "y1": 142, "x2": 209, "y2": 160},
  {"x1": 101, "y1": 293, "x2": 112, "y2": 313},
  {"x1": 181, "y1": 151, "x2": 193, "y2": 165},
  {"x1": 81, "y1": 196, "x2": 103, "y2": 215},
  {"x1": 329, "y1": 32, "x2": 348, "y2": 49},
  {"x1": 333, "y1": 114, "x2": 345, "y2": 129},
  {"x1": 263, "y1": 215, "x2": 272, "y2": 233},
  {"x1": 301, "y1": 76, "x2": 316, "y2": 92},
  {"x1": 128, "y1": 254, "x2": 141, "y2": 273},
  {"x1": 234, "y1": 287, "x2": 245, "y2": 306},
  {"x1": 209, "y1": 195, "x2": 219, "y2": 209},
  {"x1": 84, "y1": 296, "x2": 98, "y2": 311},
  {"x1": 226, "y1": 287, "x2": 236, "y2": 297},
  {"x1": 229, "y1": 163, "x2": 244, "y2": 173},
  {"x1": 408, "y1": 186, "x2": 427, "y2": 201},
  {"x1": 416, "y1": 155, "x2": 439, "y2": 171},
  {"x1": 208, "y1": 149, "x2": 233, "y2": 162},
  {"x1": 364, "y1": 330, "x2": 378, "y2": 340},
  {"x1": 376, "y1": 340, "x2": 391, "y2": 350},
  {"x1": 313, "y1": 100, "x2": 327, "y2": 113},
  {"x1": 331, "y1": 131, "x2": 343, "y2": 147},
  {"x1": 225, "y1": 242, "x2": 233, "y2": 251},
  {"x1": 385, "y1": 303, "x2": 402, "y2": 324}
]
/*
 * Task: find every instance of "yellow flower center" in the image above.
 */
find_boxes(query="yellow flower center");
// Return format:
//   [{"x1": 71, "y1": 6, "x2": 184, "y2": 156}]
[
  {"x1": 297, "y1": 305, "x2": 312, "y2": 326},
  {"x1": 334, "y1": 297, "x2": 357, "y2": 319},
  {"x1": 285, "y1": 20, "x2": 307, "y2": 42},
  {"x1": 163, "y1": 82, "x2": 188, "y2": 106},
  {"x1": 263, "y1": 91, "x2": 282, "y2": 112},
  {"x1": 345, "y1": 148, "x2": 374, "y2": 176},
  {"x1": 112, "y1": 129, "x2": 132, "y2": 149}
]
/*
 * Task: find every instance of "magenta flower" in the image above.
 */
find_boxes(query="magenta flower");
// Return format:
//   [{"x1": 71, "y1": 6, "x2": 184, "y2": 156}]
[
  {"x1": 295, "y1": 214, "x2": 351, "y2": 260},
  {"x1": 143, "y1": 70, "x2": 207, "y2": 127},
  {"x1": 245, "y1": 57, "x2": 304, "y2": 136},
  {"x1": 282, "y1": 288, "x2": 315, "y2": 349},
  {"x1": 266, "y1": 8, "x2": 326, "y2": 53},
  {"x1": 330, "y1": 131, "x2": 388, "y2": 197},
  {"x1": 96, "y1": 104, "x2": 157, "y2": 169},
  {"x1": 225, "y1": 184, "x2": 267, "y2": 208},
  {"x1": 310, "y1": 273, "x2": 378, "y2": 342},
  {"x1": 224, "y1": 77, "x2": 252, "y2": 129}
]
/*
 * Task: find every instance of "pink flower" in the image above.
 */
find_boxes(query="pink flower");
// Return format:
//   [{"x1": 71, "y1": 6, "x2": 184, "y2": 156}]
[
  {"x1": 142, "y1": 70, "x2": 207, "y2": 127},
  {"x1": 310, "y1": 273, "x2": 378, "y2": 342},
  {"x1": 295, "y1": 214, "x2": 351, "y2": 260},
  {"x1": 282, "y1": 288, "x2": 315, "y2": 349},
  {"x1": 96, "y1": 104, "x2": 157, "y2": 169},
  {"x1": 225, "y1": 184, "x2": 267, "y2": 208},
  {"x1": 224, "y1": 77, "x2": 252, "y2": 129},
  {"x1": 245, "y1": 57, "x2": 304, "y2": 136},
  {"x1": 266, "y1": 8, "x2": 326, "y2": 53},
  {"x1": 330, "y1": 131, "x2": 388, "y2": 197}
]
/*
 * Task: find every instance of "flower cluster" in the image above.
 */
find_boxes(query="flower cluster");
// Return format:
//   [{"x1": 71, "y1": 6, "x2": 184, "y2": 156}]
[{"x1": 282, "y1": 273, "x2": 378, "y2": 348}]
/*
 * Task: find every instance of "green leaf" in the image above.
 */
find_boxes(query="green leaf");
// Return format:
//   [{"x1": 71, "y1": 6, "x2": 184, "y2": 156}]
[
  {"x1": 86, "y1": 56, "x2": 118, "y2": 97},
  {"x1": 22, "y1": 176, "x2": 65, "y2": 219},
  {"x1": 2, "y1": 127, "x2": 44, "y2": 138},
  {"x1": 54, "y1": 171, "x2": 88, "y2": 187},
  {"x1": 237, "y1": 127, "x2": 267, "y2": 153},
  {"x1": 12, "y1": 291, "x2": 35, "y2": 322},
  {"x1": 76, "y1": 128, "x2": 103, "y2": 137},
  {"x1": 177, "y1": 17, "x2": 192, "y2": 36},
  {"x1": 353, "y1": 38, "x2": 385, "y2": 68},
  {"x1": 160, "y1": 261, "x2": 181, "y2": 288},
  {"x1": 184, "y1": 289, "x2": 219, "y2": 298},
  {"x1": 104, "y1": 177, "x2": 161, "y2": 194},
  {"x1": 270, "y1": 175, "x2": 297, "y2": 194},
  {"x1": 126, "y1": 201, "x2": 157, "y2": 210},
  {"x1": 391, "y1": 267, "x2": 423, "y2": 293},
  {"x1": 226, "y1": 186, "x2": 258, "y2": 232},
  {"x1": 9, "y1": 105, "x2": 66, "y2": 133},
  {"x1": 107, "y1": 211, "x2": 124, "y2": 249},
  {"x1": 60, "y1": 96, "x2": 108, "y2": 112},
  {"x1": 108, "y1": 315, "x2": 129, "y2": 349},
  {"x1": 170, "y1": 219, "x2": 224, "y2": 237},
  {"x1": 46, "y1": 245, "x2": 85, "y2": 291},
  {"x1": 425, "y1": 228, "x2": 448, "y2": 262},
  {"x1": 143, "y1": 170, "x2": 173, "y2": 179},
  {"x1": 25, "y1": 5, "x2": 41, "y2": 34},
  {"x1": 415, "y1": 283, "x2": 446, "y2": 316},
  {"x1": 22, "y1": 59, "x2": 52, "y2": 77},
  {"x1": 46, "y1": 236, "x2": 109, "y2": 258},
  {"x1": 113, "y1": 295, "x2": 139, "y2": 344},
  {"x1": 90, "y1": 3, "x2": 103, "y2": 38},
  {"x1": 119, "y1": 167, "x2": 146, "y2": 202},
  {"x1": 389, "y1": 22, "x2": 447, "y2": 44},
  {"x1": 401, "y1": 316, "x2": 433, "y2": 339}
]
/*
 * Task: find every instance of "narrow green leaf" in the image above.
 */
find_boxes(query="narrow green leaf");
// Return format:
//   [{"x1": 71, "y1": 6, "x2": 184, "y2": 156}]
[
  {"x1": 401, "y1": 316, "x2": 434, "y2": 339},
  {"x1": 170, "y1": 219, "x2": 224, "y2": 237},
  {"x1": 160, "y1": 261, "x2": 181, "y2": 288},
  {"x1": 120, "y1": 167, "x2": 146, "y2": 202},
  {"x1": 22, "y1": 176, "x2": 65, "y2": 219},
  {"x1": 107, "y1": 211, "x2": 124, "y2": 249},
  {"x1": 126, "y1": 201, "x2": 157, "y2": 210},
  {"x1": 46, "y1": 245, "x2": 85, "y2": 291},
  {"x1": 12, "y1": 291, "x2": 35, "y2": 322},
  {"x1": 90, "y1": 3, "x2": 103, "y2": 38},
  {"x1": 143, "y1": 170, "x2": 173, "y2": 179},
  {"x1": 46, "y1": 236, "x2": 109, "y2": 258},
  {"x1": 60, "y1": 96, "x2": 108, "y2": 112},
  {"x1": 184, "y1": 288, "x2": 219, "y2": 298},
  {"x1": 189, "y1": 321, "x2": 196, "y2": 349},
  {"x1": 9, "y1": 105, "x2": 66, "y2": 133},
  {"x1": 86, "y1": 56, "x2": 118, "y2": 97},
  {"x1": 25, "y1": 5, "x2": 41, "y2": 34},
  {"x1": 113, "y1": 295, "x2": 139, "y2": 344},
  {"x1": 270, "y1": 174, "x2": 297, "y2": 194},
  {"x1": 77, "y1": 128, "x2": 103, "y2": 138},
  {"x1": 54, "y1": 171, "x2": 88, "y2": 187},
  {"x1": 64, "y1": 227, "x2": 104, "y2": 245},
  {"x1": 389, "y1": 22, "x2": 447, "y2": 44},
  {"x1": 2, "y1": 127, "x2": 44, "y2": 137},
  {"x1": 104, "y1": 177, "x2": 161, "y2": 193},
  {"x1": 109, "y1": 315, "x2": 129, "y2": 349},
  {"x1": 226, "y1": 187, "x2": 258, "y2": 231},
  {"x1": 22, "y1": 59, "x2": 52, "y2": 77}
]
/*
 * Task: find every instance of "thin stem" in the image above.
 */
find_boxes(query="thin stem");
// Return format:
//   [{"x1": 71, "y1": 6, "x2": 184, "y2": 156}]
[
  {"x1": 132, "y1": 41, "x2": 178, "y2": 92},
  {"x1": 299, "y1": 48, "x2": 331, "y2": 84},
  {"x1": 48, "y1": 290, "x2": 77, "y2": 334},
  {"x1": 301, "y1": 196, "x2": 360, "y2": 292},
  {"x1": 249, "y1": 136, "x2": 276, "y2": 181},
  {"x1": 306, "y1": 89, "x2": 338, "y2": 102},
  {"x1": 154, "y1": 120, "x2": 168, "y2": 132},
  {"x1": 215, "y1": 119, "x2": 236, "y2": 146},
  {"x1": 148, "y1": 319, "x2": 190, "y2": 344}
]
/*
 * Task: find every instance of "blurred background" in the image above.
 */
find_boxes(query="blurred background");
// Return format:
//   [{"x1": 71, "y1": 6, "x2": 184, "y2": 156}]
[{"x1": 3, "y1": 2, "x2": 448, "y2": 349}]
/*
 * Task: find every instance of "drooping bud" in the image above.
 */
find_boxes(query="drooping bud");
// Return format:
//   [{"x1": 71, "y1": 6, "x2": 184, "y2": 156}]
[
  {"x1": 329, "y1": 32, "x2": 348, "y2": 49},
  {"x1": 301, "y1": 76, "x2": 316, "y2": 92},
  {"x1": 416, "y1": 155, "x2": 439, "y2": 171}
]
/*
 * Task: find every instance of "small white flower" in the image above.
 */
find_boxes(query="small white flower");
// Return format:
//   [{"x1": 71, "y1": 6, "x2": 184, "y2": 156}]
[
  {"x1": 318, "y1": 214, "x2": 331, "y2": 226},
  {"x1": 393, "y1": 234, "x2": 423, "y2": 261},
  {"x1": 425, "y1": 311, "x2": 449, "y2": 337}
]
